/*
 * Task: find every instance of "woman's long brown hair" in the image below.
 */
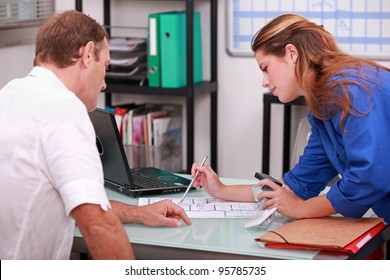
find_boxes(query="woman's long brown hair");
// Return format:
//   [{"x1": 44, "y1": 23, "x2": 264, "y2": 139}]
[{"x1": 251, "y1": 14, "x2": 389, "y2": 129}]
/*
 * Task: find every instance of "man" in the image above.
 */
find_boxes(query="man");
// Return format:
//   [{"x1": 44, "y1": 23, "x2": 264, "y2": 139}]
[{"x1": 0, "y1": 10, "x2": 191, "y2": 260}]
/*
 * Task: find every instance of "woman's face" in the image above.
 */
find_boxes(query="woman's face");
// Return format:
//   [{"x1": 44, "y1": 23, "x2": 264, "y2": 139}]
[{"x1": 255, "y1": 46, "x2": 304, "y2": 103}]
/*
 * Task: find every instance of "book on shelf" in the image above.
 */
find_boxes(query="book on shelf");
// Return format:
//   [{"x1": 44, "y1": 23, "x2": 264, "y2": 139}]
[
  {"x1": 152, "y1": 117, "x2": 171, "y2": 148},
  {"x1": 121, "y1": 105, "x2": 146, "y2": 145},
  {"x1": 147, "y1": 110, "x2": 169, "y2": 146},
  {"x1": 154, "y1": 115, "x2": 182, "y2": 172},
  {"x1": 113, "y1": 106, "x2": 129, "y2": 138},
  {"x1": 111, "y1": 104, "x2": 183, "y2": 172},
  {"x1": 132, "y1": 114, "x2": 146, "y2": 145}
]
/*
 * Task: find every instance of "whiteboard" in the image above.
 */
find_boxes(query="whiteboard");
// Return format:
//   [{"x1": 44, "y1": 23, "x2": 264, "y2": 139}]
[{"x1": 226, "y1": 0, "x2": 390, "y2": 59}]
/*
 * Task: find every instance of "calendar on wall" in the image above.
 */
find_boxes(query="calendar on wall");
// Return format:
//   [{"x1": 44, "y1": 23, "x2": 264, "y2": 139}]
[{"x1": 226, "y1": 0, "x2": 390, "y2": 59}]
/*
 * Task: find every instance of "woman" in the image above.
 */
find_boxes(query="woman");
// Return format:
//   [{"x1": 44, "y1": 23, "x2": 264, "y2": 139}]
[{"x1": 191, "y1": 14, "x2": 390, "y2": 224}]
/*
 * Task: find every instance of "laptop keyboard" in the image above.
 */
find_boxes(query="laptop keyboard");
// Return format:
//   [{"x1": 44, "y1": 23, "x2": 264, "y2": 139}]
[{"x1": 130, "y1": 170, "x2": 169, "y2": 189}]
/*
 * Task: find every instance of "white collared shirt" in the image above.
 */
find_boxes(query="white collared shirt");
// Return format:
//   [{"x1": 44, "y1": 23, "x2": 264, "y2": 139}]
[{"x1": 0, "y1": 67, "x2": 110, "y2": 259}]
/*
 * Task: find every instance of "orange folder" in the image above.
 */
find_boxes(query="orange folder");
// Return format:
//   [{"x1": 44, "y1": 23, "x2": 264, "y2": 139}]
[{"x1": 256, "y1": 217, "x2": 385, "y2": 254}]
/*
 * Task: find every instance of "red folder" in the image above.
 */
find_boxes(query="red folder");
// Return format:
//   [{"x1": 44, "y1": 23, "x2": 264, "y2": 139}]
[{"x1": 256, "y1": 217, "x2": 385, "y2": 254}]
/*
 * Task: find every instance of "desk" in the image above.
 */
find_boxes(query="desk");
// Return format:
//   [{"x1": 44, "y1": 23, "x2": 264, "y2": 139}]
[
  {"x1": 262, "y1": 92, "x2": 305, "y2": 174},
  {"x1": 72, "y1": 177, "x2": 389, "y2": 260}
]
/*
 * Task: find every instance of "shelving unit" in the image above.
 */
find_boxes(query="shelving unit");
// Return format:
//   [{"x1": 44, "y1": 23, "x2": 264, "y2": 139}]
[
  {"x1": 75, "y1": 0, "x2": 218, "y2": 173},
  {"x1": 262, "y1": 93, "x2": 305, "y2": 174}
]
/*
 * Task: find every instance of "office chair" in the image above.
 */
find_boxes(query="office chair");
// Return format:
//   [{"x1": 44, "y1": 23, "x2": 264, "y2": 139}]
[
  {"x1": 291, "y1": 117, "x2": 311, "y2": 168},
  {"x1": 291, "y1": 117, "x2": 340, "y2": 185}
]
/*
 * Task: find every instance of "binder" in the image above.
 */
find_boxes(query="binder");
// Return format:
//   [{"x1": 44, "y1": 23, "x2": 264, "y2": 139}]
[
  {"x1": 192, "y1": 12, "x2": 202, "y2": 85},
  {"x1": 159, "y1": 11, "x2": 202, "y2": 88},
  {"x1": 256, "y1": 217, "x2": 385, "y2": 254},
  {"x1": 147, "y1": 13, "x2": 161, "y2": 87}
]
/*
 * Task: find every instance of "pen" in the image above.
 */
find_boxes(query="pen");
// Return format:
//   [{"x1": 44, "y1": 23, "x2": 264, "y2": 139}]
[{"x1": 178, "y1": 155, "x2": 208, "y2": 204}]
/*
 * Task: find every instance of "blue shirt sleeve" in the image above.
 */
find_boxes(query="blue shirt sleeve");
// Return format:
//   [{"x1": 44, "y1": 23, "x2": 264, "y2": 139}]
[{"x1": 283, "y1": 116, "x2": 338, "y2": 200}]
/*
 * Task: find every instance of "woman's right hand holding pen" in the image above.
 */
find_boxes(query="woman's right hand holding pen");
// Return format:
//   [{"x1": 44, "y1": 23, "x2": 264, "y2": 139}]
[{"x1": 191, "y1": 163, "x2": 225, "y2": 199}]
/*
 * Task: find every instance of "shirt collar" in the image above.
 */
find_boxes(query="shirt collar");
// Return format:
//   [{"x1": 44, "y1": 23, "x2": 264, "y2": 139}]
[{"x1": 28, "y1": 66, "x2": 70, "y2": 92}]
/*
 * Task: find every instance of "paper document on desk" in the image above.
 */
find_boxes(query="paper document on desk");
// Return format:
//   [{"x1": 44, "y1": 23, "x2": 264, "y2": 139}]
[{"x1": 139, "y1": 197, "x2": 265, "y2": 219}]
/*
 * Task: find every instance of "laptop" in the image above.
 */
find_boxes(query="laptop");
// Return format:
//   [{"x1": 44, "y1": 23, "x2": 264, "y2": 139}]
[{"x1": 89, "y1": 108, "x2": 192, "y2": 196}]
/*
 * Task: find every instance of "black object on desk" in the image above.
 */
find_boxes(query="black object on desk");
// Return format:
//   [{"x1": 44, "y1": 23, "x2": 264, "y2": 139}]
[{"x1": 262, "y1": 92, "x2": 305, "y2": 174}]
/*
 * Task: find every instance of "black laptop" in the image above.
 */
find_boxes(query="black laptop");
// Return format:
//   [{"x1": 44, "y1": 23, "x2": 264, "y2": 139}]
[{"x1": 89, "y1": 108, "x2": 192, "y2": 196}]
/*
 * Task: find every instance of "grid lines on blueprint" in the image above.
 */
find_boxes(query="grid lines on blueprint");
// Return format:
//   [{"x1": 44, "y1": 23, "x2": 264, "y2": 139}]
[{"x1": 138, "y1": 197, "x2": 261, "y2": 218}]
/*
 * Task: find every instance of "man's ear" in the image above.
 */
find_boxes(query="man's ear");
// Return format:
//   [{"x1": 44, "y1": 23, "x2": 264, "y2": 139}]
[
  {"x1": 81, "y1": 41, "x2": 95, "y2": 67},
  {"x1": 285, "y1": 44, "x2": 299, "y2": 64}
]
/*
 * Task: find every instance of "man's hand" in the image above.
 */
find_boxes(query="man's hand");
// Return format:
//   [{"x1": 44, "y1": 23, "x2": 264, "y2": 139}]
[{"x1": 110, "y1": 199, "x2": 192, "y2": 227}]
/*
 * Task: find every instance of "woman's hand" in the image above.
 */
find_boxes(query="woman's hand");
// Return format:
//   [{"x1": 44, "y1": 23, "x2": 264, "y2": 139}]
[
  {"x1": 190, "y1": 163, "x2": 226, "y2": 199},
  {"x1": 256, "y1": 180, "x2": 305, "y2": 219},
  {"x1": 256, "y1": 180, "x2": 336, "y2": 219}
]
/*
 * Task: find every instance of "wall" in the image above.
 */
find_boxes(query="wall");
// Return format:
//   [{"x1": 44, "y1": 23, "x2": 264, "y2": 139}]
[
  {"x1": 0, "y1": 44, "x2": 35, "y2": 85},
  {"x1": 1, "y1": 0, "x2": 389, "y2": 181}
]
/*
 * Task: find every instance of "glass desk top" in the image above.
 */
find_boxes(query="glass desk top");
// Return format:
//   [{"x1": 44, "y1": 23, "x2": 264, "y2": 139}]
[{"x1": 74, "y1": 177, "x2": 345, "y2": 260}]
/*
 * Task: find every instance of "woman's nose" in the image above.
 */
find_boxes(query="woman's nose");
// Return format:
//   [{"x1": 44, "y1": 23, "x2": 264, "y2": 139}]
[{"x1": 262, "y1": 75, "x2": 269, "y2": 88}]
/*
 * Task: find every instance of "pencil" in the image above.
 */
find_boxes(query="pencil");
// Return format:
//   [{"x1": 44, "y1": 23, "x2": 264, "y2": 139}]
[{"x1": 178, "y1": 155, "x2": 208, "y2": 204}]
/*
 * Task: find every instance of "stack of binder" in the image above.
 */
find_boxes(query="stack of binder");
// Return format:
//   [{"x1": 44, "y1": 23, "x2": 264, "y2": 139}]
[
  {"x1": 106, "y1": 37, "x2": 148, "y2": 82},
  {"x1": 148, "y1": 11, "x2": 202, "y2": 88}
]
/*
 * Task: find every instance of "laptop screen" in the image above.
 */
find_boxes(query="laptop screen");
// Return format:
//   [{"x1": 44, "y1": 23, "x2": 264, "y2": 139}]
[{"x1": 89, "y1": 108, "x2": 133, "y2": 192}]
